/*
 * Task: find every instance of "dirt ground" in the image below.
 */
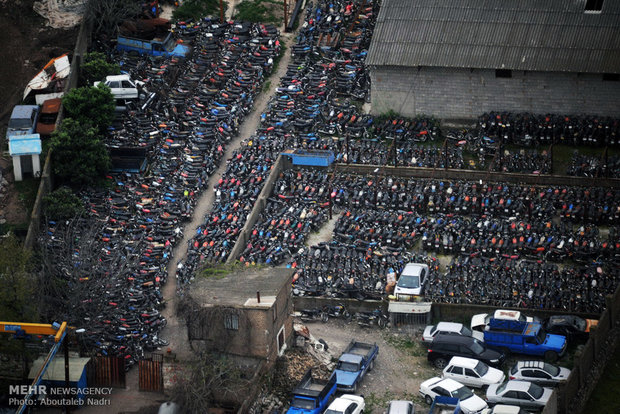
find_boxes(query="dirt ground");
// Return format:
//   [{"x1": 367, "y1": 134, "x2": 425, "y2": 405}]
[
  {"x1": 0, "y1": 0, "x2": 78, "y2": 225},
  {"x1": 303, "y1": 319, "x2": 436, "y2": 413}
]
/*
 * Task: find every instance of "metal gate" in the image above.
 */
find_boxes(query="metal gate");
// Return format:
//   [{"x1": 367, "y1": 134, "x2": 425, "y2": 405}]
[
  {"x1": 86, "y1": 355, "x2": 126, "y2": 388},
  {"x1": 139, "y1": 353, "x2": 164, "y2": 392}
]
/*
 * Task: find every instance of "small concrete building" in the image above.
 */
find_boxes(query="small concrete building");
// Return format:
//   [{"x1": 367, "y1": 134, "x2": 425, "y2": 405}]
[
  {"x1": 185, "y1": 267, "x2": 294, "y2": 368},
  {"x1": 367, "y1": 0, "x2": 620, "y2": 121},
  {"x1": 9, "y1": 134, "x2": 42, "y2": 181}
]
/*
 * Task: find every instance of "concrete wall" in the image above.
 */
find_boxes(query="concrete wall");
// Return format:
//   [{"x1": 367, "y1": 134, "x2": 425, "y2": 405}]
[{"x1": 370, "y1": 66, "x2": 620, "y2": 120}]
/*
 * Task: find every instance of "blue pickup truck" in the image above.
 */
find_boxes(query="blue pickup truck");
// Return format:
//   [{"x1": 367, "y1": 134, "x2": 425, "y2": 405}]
[
  {"x1": 7, "y1": 105, "x2": 39, "y2": 140},
  {"x1": 484, "y1": 319, "x2": 567, "y2": 362},
  {"x1": 287, "y1": 369, "x2": 336, "y2": 414},
  {"x1": 334, "y1": 340, "x2": 379, "y2": 392},
  {"x1": 117, "y1": 32, "x2": 190, "y2": 58}
]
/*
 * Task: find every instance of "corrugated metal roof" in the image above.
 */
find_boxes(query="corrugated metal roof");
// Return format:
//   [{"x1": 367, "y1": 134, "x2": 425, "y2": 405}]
[{"x1": 367, "y1": 0, "x2": 620, "y2": 74}]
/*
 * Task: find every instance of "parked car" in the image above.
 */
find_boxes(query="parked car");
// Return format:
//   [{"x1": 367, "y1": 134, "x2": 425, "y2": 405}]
[
  {"x1": 483, "y1": 319, "x2": 567, "y2": 362},
  {"x1": 286, "y1": 369, "x2": 337, "y2": 414},
  {"x1": 427, "y1": 334, "x2": 505, "y2": 369},
  {"x1": 481, "y1": 405, "x2": 529, "y2": 414},
  {"x1": 486, "y1": 381, "x2": 552, "y2": 409},
  {"x1": 35, "y1": 98, "x2": 61, "y2": 136},
  {"x1": 509, "y1": 361, "x2": 570, "y2": 386},
  {"x1": 423, "y1": 322, "x2": 484, "y2": 345},
  {"x1": 543, "y1": 315, "x2": 598, "y2": 342},
  {"x1": 442, "y1": 357, "x2": 505, "y2": 388},
  {"x1": 334, "y1": 340, "x2": 379, "y2": 392},
  {"x1": 419, "y1": 377, "x2": 488, "y2": 414},
  {"x1": 386, "y1": 400, "x2": 414, "y2": 414},
  {"x1": 94, "y1": 74, "x2": 146, "y2": 101},
  {"x1": 6, "y1": 105, "x2": 39, "y2": 139},
  {"x1": 394, "y1": 262, "x2": 428, "y2": 297},
  {"x1": 324, "y1": 394, "x2": 365, "y2": 414},
  {"x1": 471, "y1": 309, "x2": 539, "y2": 332}
]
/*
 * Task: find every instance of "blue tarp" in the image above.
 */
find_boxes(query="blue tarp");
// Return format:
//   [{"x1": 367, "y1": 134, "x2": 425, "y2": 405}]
[{"x1": 9, "y1": 134, "x2": 42, "y2": 156}]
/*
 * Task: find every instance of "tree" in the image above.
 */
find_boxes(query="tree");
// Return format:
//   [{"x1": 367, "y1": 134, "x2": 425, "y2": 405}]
[
  {"x1": 172, "y1": 0, "x2": 221, "y2": 21},
  {"x1": 43, "y1": 187, "x2": 85, "y2": 220},
  {"x1": 50, "y1": 119, "x2": 111, "y2": 187},
  {"x1": 0, "y1": 234, "x2": 38, "y2": 323},
  {"x1": 81, "y1": 52, "x2": 120, "y2": 85},
  {"x1": 86, "y1": 0, "x2": 142, "y2": 40},
  {"x1": 62, "y1": 83, "x2": 115, "y2": 133}
]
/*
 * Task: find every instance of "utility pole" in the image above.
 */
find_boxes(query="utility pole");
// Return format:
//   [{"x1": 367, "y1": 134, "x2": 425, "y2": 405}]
[{"x1": 284, "y1": 0, "x2": 288, "y2": 29}]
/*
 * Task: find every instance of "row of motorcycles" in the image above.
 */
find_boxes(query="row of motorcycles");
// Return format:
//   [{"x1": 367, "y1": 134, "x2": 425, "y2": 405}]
[{"x1": 40, "y1": 19, "x2": 281, "y2": 368}]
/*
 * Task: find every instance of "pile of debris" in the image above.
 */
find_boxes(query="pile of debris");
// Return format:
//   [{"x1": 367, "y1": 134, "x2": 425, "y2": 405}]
[{"x1": 33, "y1": 0, "x2": 86, "y2": 28}]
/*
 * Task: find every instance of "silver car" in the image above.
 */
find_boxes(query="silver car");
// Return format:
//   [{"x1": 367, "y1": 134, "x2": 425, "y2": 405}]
[
  {"x1": 509, "y1": 361, "x2": 570, "y2": 386},
  {"x1": 386, "y1": 400, "x2": 414, "y2": 414},
  {"x1": 486, "y1": 381, "x2": 552, "y2": 409}
]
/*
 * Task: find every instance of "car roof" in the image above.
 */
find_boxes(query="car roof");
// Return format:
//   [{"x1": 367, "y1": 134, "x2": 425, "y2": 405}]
[
  {"x1": 402, "y1": 263, "x2": 425, "y2": 275},
  {"x1": 493, "y1": 309, "x2": 522, "y2": 320},
  {"x1": 105, "y1": 74, "x2": 132, "y2": 82},
  {"x1": 388, "y1": 400, "x2": 413, "y2": 412},
  {"x1": 503, "y1": 381, "x2": 532, "y2": 391},
  {"x1": 448, "y1": 356, "x2": 480, "y2": 369},
  {"x1": 516, "y1": 360, "x2": 546, "y2": 370},
  {"x1": 436, "y1": 322, "x2": 464, "y2": 332},
  {"x1": 548, "y1": 315, "x2": 578, "y2": 325},
  {"x1": 432, "y1": 333, "x2": 473, "y2": 344},
  {"x1": 10, "y1": 105, "x2": 38, "y2": 119},
  {"x1": 491, "y1": 405, "x2": 523, "y2": 414},
  {"x1": 41, "y1": 98, "x2": 62, "y2": 113},
  {"x1": 435, "y1": 378, "x2": 464, "y2": 392}
]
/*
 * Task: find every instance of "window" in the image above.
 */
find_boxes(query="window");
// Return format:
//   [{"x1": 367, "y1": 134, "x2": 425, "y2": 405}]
[
  {"x1": 224, "y1": 314, "x2": 239, "y2": 330},
  {"x1": 277, "y1": 325, "x2": 286, "y2": 355},
  {"x1": 121, "y1": 80, "x2": 134, "y2": 88},
  {"x1": 464, "y1": 368, "x2": 478, "y2": 377},
  {"x1": 504, "y1": 391, "x2": 518, "y2": 399},
  {"x1": 108, "y1": 81, "x2": 120, "y2": 88},
  {"x1": 272, "y1": 302, "x2": 278, "y2": 322},
  {"x1": 603, "y1": 73, "x2": 619, "y2": 81},
  {"x1": 495, "y1": 69, "x2": 512, "y2": 78},
  {"x1": 450, "y1": 366, "x2": 464, "y2": 375},
  {"x1": 584, "y1": 0, "x2": 604, "y2": 12}
]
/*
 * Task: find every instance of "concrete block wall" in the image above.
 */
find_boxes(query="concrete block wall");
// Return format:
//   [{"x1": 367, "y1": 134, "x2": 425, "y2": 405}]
[{"x1": 370, "y1": 66, "x2": 620, "y2": 120}]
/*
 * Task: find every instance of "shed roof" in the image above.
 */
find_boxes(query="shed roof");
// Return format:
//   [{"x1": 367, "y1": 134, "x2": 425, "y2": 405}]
[
  {"x1": 9, "y1": 134, "x2": 42, "y2": 156},
  {"x1": 29, "y1": 357, "x2": 90, "y2": 383},
  {"x1": 366, "y1": 0, "x2": 620, "y2": 74},
  {"x1": 188, "y1": 267, "x2": 293, "y2": 309}
]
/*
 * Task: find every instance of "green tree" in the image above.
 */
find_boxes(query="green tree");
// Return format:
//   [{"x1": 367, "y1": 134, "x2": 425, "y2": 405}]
[
  {"x1": 172, "y1": 0, "x2": 221, "y2": 21},
  {"x1": 43, "y1": 187, "x2": 85, "y2": 220},
  {"x1": 62, "y1": 84, "x2": 115, "y2": 133},
  {"x1": 81, "y1": 52, "x2": 120, "y2": 85},
  {"x1": 50, "y1": 119, "x2": 111, "y2": 187},
  {"x1": 0, "y1": 234, "x2": 38, "y2": 322}
]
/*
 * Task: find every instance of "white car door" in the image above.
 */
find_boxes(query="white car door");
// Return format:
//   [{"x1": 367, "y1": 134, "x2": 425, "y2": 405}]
[{"x1": 463, "y1": 367, "x2": 483, "y2": 388}]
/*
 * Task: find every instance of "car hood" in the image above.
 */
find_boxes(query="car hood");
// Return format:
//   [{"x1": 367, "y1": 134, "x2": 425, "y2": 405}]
[
  {"x1": 486, "y1": 384, "x2": 500, "y2": 399},
  {"x1": 335, "y1": 369, "x2": 359, "y2": 386},
  {"x1": 394, "y1": 285, "x2": 422, "y2": 296},
  {"x1": 480, "y1": 348, "x2": 503, "y2": 362},
  {"x1": 545, "y1": 334, "x2": 566, "y2": 350},
  {"x1": 472, "y1": 330, "x2": 484, "y2": 342},
  {"x1": 556, "y1": 367, "x2": 571, "y2": 380},
  {"x1": 459, "y1": 394, "x2": 488, "y2": 414},
  {"x1": 482, "y1": 367, "x2": 505, "y2": 385},
  {"x1": 539, "y1": 387, "x2": 553, "y2": 404}
]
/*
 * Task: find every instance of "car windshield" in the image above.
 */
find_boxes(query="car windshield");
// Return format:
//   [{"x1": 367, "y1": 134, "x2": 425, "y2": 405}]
[
  {"x1": 475, "y1": 361, "x2": 489, "y2": 376},
  {"x1": 8, "y1": 118, "x2": 32, "y2": 129},
  {"x1": 470, "y1": 340, "x2": 485, "y2": 355},
  {"x1": 460, "y1": 326, "x2": 473, "y2": 337},
  {"x1": 291, "y1": 397, "x2": 315, "y2": 409},
  {"x1": 543, "y1": 363, "x2": 560, "y2": 376},
  {"x1": 337, "y1": 361, "x2": 359, "y2": 372},
  {"x1": 496, "y1": 382, "x2": 507, "y2": 394},
  {"x1": 430, "y1": 325, "x2": 437, "y2": 335},
  {"x1": 528, "y1": 383, "x2": 544, "y2": 400},
  {"x1": 452, "y1": 386, "x2": 474, "y2": 400},
  {"x1": 397, "y1": 275, "x2": 419, "y2": 288},
  {"x1": 536, "y1": 328, "x2": 546, "y2": 344},
  {"x1": 573, "y1": 316, "x2": 587, "y2": 331},
  {"x1": 325, "y1": 410, "x2": 342, "y2": 414}
]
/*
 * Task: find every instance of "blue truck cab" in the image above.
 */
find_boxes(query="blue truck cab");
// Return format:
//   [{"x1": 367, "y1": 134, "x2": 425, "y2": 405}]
[
  {"x1": 287, "y1": 369, "x2": 337, "y2": 414},
  {"x1": 117, "y1": 32, "x2": 190, "y2": 58},
  {"x1": 334, "y1": 340, "x2": 379, "y2": 392},
  {"x1": 429, "y1": 396, "x2": 461, "y2": 414},
  {"x1": 483, "y1": 319, "x2": 567, "y2": 362},
  {"x1": 7, "y1": 105, "x2": 39, "y2": 140}
]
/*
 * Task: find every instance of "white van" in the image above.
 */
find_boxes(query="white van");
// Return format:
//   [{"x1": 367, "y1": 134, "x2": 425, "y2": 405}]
[
  {"x1": 94, "y1": 74, "x2": 146, "y2": 100},
  {"x1": 394, "y1": 263, "x2": 429, "y2": 297}
]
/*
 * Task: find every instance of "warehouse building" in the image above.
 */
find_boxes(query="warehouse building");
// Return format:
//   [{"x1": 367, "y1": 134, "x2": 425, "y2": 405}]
[{"x1": 366, "y1": 0, "x2": 620, "y2": 121}]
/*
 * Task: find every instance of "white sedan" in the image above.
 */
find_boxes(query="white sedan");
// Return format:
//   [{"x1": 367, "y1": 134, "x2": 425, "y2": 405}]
[
  {"x1": 420, "y1": 377, "x2": 488, "y2": 414},
  {"x1": 324, "y1": 394, "x2": 365, "y2": 414},
  {"x1": 443, "y1": 357, "x2": 505, "y2": 388}
]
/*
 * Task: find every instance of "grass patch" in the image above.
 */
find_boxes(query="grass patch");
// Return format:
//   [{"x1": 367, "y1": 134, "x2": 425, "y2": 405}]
[
  {"x1": 198, "y1": 261, "x2": 265, "y2": 278},
  {"x1": 172, "y1": 0, "x2": 222, "y2": 21},
  {"x1": 585, "y1": 343, "x2": 620, "y2": 412},
  {"x1": 14, "y1": 177, "x2": 40, "y2": 220},
  {"x1": 384, "y1": 334, "x2": 427, "y2": 357},
  {"x1": 234, "y1": 0, "x2": 281, "y2": 25}
]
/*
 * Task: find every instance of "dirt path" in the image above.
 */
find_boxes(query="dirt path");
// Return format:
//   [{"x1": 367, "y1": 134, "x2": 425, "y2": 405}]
[
  {"x1": 305, "y1": 213, "x2": 339, "y2": 246},
  {"x1": 158, "y1": 29, "x2": 299, "y2": 361}
]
